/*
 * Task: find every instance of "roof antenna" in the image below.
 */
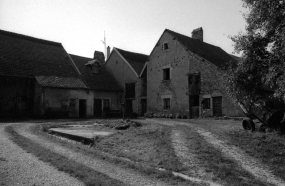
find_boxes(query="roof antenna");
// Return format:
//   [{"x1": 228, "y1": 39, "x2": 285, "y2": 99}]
[{"x1": 101, "y1": 31, "x2": 107, "y2": 60}]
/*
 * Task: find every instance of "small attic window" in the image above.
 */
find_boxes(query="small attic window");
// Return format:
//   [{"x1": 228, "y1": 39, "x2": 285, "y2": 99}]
[
  {"x1": 163, "y1": 42, "x2": 169, "y2": 50},
  {"x1": 85, "y1": 59, "x2": 101, "y2": 74}
]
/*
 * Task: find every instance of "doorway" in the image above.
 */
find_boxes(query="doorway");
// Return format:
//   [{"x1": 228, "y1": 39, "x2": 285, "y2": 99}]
[
  {"x1": 141, "y1": 99, "x2": 147, "y2": 116},
  {"x1": 189, "y1": 95, "x2": 200, "y2": 118},
  {"x1": 188, "y1": 73, "x2": 201, "y2": 118},
  {"x1": 79, "y1": 99, "x2": 86, "y2": 118},
  {"x1": 94, "y1": 99, "x2": 102, "y2": 117},
  {"x1": 212, "y1": 96, "x2": 222, "y2": 116},
  {"x1": 125, "y1": 100, "x2": 133, "y2": 117}
]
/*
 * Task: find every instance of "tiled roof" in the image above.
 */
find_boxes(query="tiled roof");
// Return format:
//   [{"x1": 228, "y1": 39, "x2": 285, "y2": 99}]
[
  {"x1": 35, "y1": 76, "x2": 86, "y2": 88},
  {"x1": 69, "y1": 54, "x2": 122, "y2": 91},
  {"x1": 0, "y1": 29, "x2": 87, "y2": 89},
  {"x1": 166, "y1": 29, "x2": 237, "y2": 68},
  {"x1": 115, "y1": 48, "x2": 148, "y2": 75}
]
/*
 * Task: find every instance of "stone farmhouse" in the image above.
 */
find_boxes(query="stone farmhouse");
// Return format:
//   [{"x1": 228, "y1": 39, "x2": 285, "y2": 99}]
[
  {"x1": 69, "y1": 53, "x2": 122, "y2": 117},
  {"x1": 0, "y1": 28, "x2": 243, "y2": 119},
  {"x1": 0, "y1": 30, "x2": 122, "y2": 118},
  {"x1": 105, "y1": 47, "x2": 148, "y2": 117},
  {"x1": 146, "y1": 28, "x2": 243, "y2": 118}
]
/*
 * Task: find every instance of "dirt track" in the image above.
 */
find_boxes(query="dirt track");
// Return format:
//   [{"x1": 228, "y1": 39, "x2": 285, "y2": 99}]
[
  {"x1": 141, "y1": 119, "x2": 285, "y2": 186},
  {"x1": 2, "y1": 119, "x2": 285, "y2": 186},
  {"x1": 0, "y1": 124, "x2": 84, "y2": 186},
  {"x1": 2, "y1": 123, "x2": 172, "y2": 186}
]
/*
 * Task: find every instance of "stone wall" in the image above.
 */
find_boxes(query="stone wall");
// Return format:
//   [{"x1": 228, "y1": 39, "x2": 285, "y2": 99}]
[{"x1": 147, "y1": 32, "x2": 190, "y2": 116}]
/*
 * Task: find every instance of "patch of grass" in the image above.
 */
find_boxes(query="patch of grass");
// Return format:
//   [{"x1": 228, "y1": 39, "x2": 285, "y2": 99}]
[
  {"x1": 178, "y1": 125, "x2": 269, "y2": 186},
  {"x1": 93, "y1": 123, "x2": 183, "y2": 172},
  {"x1": 32, "y1": 122, "x2": 192, "y2": 186},
  {"x1": 227, "y1": 129, "x2": 285, "y2": 181},
  {"x1": 38, "y1": 120, "x2": 182, "y2": 171},
  {"x1": 5, "y1": 125, "x2": 125, "y2": 186}
]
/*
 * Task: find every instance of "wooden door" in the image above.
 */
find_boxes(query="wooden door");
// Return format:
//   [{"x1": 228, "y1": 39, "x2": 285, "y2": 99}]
[
  {"x1": 141, "y1": 99, "x2": 147, "y2": 116},
  {"x1": 212, "y1": 97, "x2": 222, "y2": 116},
  {"x1": 79, "y1": 99, "x2": 87, "y2": 118},
  {"x1": 125, "y1": 100, "x2": 133, "y2": 117},
  {"x1": 94, "y1": 99, "x2": 102, "y2": 117}
]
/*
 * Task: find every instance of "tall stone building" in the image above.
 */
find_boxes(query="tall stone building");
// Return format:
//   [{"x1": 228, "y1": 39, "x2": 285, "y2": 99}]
[
  {"x1": 105, "y1": 47, "x2": 148, "y2": 117},
  {"x1": 146, "y1": 28, "x2": 243, "y2": 118}
]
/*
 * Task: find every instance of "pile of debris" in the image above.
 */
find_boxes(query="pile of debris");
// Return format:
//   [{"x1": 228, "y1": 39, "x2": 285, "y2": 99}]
[{"x1": 102, "y1": 119, "x2": 142, "y2": 130}]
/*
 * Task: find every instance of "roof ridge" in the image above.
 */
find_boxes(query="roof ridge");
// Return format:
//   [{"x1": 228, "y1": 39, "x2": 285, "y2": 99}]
[
  {"x1": 166, "y1": 28, "x2": 222, "y2": 49},
  {"x1": 69, "y1": 54, "x2": 92, "y2": 60},
  {"x1": 115, "y1": 47, "x2": 148, "y2": 57},
  {"x1": 0, "y1": 29, "x2": 62, "y2": 47},
  {"x1": 165, "y1": 28, "x2": 237, "y2": 67}
]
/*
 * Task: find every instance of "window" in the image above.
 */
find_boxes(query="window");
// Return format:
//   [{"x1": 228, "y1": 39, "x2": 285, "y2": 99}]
[
  {"x1": 103, "y1": 99, "x2": 110, "y2": 109},
  {"x1": 163, "y1": 68, "x2": 170, "y2": 80},
  {"x1": 163, "y1": 42, "x2": 169, "y2": 50},
  {"x1": 69, "y1": 99, "x2": 76, "y2": 109},
  {"x1": 202, "y1": 98, "x2": 211, "y2": 109},
  {"x1": 125, "y1": 83, "x2": 136, "y2": 98},
  {"x1": 61, "y1": 100, "x2": 69, "y2": 111},
  {"x1": 163, "y1": 98, "x2": 171, "y2": 109}
]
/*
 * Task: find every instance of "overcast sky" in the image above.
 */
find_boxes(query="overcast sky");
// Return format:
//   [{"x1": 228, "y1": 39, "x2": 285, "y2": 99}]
[{"x1": 0, "y1": 0, "x2": 247, "y2": 58}]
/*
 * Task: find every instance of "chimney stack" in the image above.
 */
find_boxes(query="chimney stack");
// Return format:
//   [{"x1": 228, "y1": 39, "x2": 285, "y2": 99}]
[
  {"x1": 191, "y1": 27, "x2": 203, "y2": 42},
  {"x1": 94, "y1": 51, "x2": 105, "y2": 65},
  {"x1": 107, "y1": 46, "x2": 111, "y2": 60}
]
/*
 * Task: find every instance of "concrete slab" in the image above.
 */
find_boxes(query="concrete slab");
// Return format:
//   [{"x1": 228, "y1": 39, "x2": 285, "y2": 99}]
[
  {"x1": 63, "y1": 125, "x2": 94, "y2": 128},
  {"x1": 49, "y1": 128, "x2": 113, "y2": 139}
]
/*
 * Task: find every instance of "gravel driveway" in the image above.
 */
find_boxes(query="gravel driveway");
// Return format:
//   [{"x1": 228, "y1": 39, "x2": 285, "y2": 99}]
[{"x1": 0, "y1": 124, "x2": 84, "y2": 186}]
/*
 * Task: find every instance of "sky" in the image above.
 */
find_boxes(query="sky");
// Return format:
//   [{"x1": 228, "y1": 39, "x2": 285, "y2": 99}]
[{"x1": 0, "y1": 0, "x2": 247, "y2": 58}]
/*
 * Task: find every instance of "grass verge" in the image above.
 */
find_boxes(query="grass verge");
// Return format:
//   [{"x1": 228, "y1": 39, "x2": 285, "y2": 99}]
[
  {"x1": 228, "y1": 129, "x2": 285, "y2": 181},
  {"x1": 5, "y1": 125, "x2": 126, "y2": 186}
]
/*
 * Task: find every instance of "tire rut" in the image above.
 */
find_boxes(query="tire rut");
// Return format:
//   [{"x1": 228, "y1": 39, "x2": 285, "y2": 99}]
[
  {"x1": 171, "y1": 129, "x2": 220, "y2": 186},
  {"x1": 145, "y1": 119, "x2": 285, "y2": 186},
  {"x1": 194, "y1": 127, "x2": 285, "y2": 186},
  {"x1": 171, "y1": 129, "x2": 208, "y2": 178},
  {"x1": 0, "y1": 124, "x2": 84, "y2": 186}
]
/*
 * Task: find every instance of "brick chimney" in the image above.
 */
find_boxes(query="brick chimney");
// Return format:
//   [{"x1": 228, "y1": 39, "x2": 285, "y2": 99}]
[
  {"x1": 94, "y1": 51, "x2": 105, "y2": 65},
  {"x1": 107, "y1": 46, "x2": 111, "y2": 60},
  {"x1": 191, "y1": 27, "x2": 203, "y2": 42}
]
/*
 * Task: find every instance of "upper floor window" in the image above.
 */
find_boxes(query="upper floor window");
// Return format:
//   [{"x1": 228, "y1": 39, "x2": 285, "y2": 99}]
[
  {"x1": 163, "y1": 68, "x2": 170, "y2": 80},
  {"x1": 163, "y1": 42, "x2": 169, "y2": 50},
  {"x1": 125, "y1": 83, "x2": 136, "y2": 98}
]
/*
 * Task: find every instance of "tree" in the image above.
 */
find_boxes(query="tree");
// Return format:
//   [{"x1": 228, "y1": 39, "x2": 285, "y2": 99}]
[{"x1": 224, "y1": 0, "x2": 285, "y2": 105}]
